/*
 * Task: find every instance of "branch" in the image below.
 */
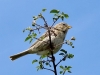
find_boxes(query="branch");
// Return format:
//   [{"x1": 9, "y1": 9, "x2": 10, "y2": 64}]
[
  {"x1": 48, "y1": 25, "x2": 57, "y2": 75},
  {"x1": 41, "y1": 16, "x2": 48, "y2": 27},
  {"x1": 63, "y1": 71, "x2": 66, "y2": 75},
  {"x1": 41, "y1": 15, "x2": 57, "y2": 75},
  {"x1": 51, "y1": 17, "x2": 60, "y2": 27},
  {"x1": 43, "y1": 67, "x2": 54, "y2": 72},
  {"x1": 35, "y1": 24, "x2": 47, "y2": 29},
  {"x1": 56, "y1": 55, "x2": 67, "y2": 67}
]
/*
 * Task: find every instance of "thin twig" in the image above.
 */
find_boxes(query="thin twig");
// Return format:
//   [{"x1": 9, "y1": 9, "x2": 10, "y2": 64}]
[
  {"x1": 63, "y1": 71, "x2": 66, "y2": 75},
  {"x1": 51, "y1": 17, "x2": 59, "y2": 27},
  {"x1": 56, "y1": 55, "x2": 67, "y2": 67},
  {"x1": 56, "y1": 58, "x2": 64, "y2": 67},
  {"x1": 35, "y1": 24, "x2": 47, "y2": 29},
  {"x1": 43, "y1": 67, "x2": 54, "y2": 72},
  {"x1": 41, "y1": 16, "x2": 48, "y2": 27}
]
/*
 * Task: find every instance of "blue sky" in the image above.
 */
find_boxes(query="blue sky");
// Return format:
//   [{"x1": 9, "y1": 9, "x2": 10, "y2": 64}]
[{"x1": 0, "y1": 0, "x2": 100, "y2": 75}]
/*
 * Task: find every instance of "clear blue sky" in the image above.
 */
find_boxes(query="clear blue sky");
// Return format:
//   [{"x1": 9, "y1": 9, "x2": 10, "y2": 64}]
[{"x1": 0, "y1": 0, "x2": 100, "y2": 75}]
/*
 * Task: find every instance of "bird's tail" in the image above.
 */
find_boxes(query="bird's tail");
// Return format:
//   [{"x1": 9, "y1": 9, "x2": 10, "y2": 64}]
[{"x1": 10, "y1": 50, "x2": 30, "y2": 61}]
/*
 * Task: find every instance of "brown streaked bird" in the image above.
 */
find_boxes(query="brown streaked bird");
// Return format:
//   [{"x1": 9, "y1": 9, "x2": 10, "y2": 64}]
[{"x1": 10, "y1": 22, "x2": 72, "y2": 61}]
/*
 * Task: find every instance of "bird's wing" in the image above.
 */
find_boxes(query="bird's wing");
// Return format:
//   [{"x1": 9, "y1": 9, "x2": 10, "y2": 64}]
[
  {"x1": 30, "y1": 31, "x2": 48, "y2": 48},
  {"x1": 29, "y1": 30, "x2": 57, "y2": 53}
]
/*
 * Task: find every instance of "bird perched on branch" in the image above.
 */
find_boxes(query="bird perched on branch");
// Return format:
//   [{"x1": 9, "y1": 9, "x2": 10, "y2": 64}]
[{"x1": 10, "y1": 22, "x2": 72, "y2": 61}]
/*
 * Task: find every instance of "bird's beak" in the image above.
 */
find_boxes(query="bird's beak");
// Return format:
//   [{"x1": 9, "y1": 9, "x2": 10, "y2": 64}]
[{"x1": 67, "y1": 25, "x2": 72, "y2": 29}]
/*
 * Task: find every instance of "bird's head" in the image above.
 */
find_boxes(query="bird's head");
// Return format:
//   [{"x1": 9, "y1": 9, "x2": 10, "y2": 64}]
[{"x1": 54, "y1": 22, "x2": 72, "y2": 32}]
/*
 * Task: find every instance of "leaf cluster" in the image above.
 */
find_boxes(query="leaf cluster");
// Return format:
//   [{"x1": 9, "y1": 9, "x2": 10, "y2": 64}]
[{"x1": 23, "y1": 8, "x2": 75, "y2": 75}]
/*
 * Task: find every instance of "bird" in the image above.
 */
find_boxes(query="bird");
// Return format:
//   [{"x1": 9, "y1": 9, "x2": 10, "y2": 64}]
[{"x1": 10, "y1": 22, "x2": 72, "y2": 61}]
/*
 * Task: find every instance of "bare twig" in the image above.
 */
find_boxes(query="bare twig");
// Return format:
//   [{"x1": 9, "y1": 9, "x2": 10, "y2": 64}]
[
  {"x1": 35, "y1": 24, "x2": 47, "y2": 29},
  {"x1": 41, "y1": 16, "x2": 48, "y2": 27},
  {"x1": 56, "y1": 56, "x2": 66, "y2": 67},
  {"x1": 63, "y1": 71, "x2": 66, "y2": 75},
  {"x1": 51, "y1": 17, "x2": 60, "y2": 27},
  {"x1": 43, "y1": 67, "x2": 54, "y2": 72}
]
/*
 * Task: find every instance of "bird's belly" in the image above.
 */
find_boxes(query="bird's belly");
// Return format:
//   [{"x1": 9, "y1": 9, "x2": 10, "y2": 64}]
[{"x1": 37, "y1": 35, "x2": 64, "y2": 55}]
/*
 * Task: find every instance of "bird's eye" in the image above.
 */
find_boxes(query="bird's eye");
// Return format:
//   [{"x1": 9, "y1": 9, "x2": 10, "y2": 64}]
[{"x1": 63, "y1": 23, "x2": 66, "y2": 25}]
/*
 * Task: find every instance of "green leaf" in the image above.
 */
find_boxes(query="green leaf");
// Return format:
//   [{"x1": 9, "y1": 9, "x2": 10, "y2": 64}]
[
  {"x1": 25, "y1": 35, "x2": 32, "y2": 41},
  {"x1": 59, "y1": 53, "x2": 64, "y2": 55},
  {"x1": 40, "y1": 64, "x2": 43, "y2": 69},
  {"x1": 60, "y1": 49, "x2": 67, "y2": 54},
  {"x1": 54, "y1": 13, "x2": 60, "y2": 16},
  {"x1": 26, "y1": 27, "x2": 32, "y2": 30},
  {"x1": 33, "y1": 16, "x2": 37, "y2": 18},
  {"x1": 70, "y1": 42, "x2": 73, "y2": 46},
  {"x1": 50, "y1": 9, "x2": 60, "y2": 13},
  {"x1": 38, "y1": 13, "x2": 42, "y2": 18},
  {"x1": 63, "y1": 14, "x2": 69, "y2": 18},
  {"x1": 42, "y1": 8, "x2": 47, "y2": 12},
  {"x1": 60, "y1": 71, "x2": 63, "y2": 74},
  {"x1": 68, "y1": 54, "x2": 74, "y2": 59},
  {"x1": 39, "y1": 61, "x2": 42, "y2": 64},
  {"x1": 61, "y1": 12, "x2": 64, "y2": 15},
  {"x1": 67, "y1": 66, "x2": 72, "y2": 68},
  {"x1": 60, "y1": 15, "x2": 64, "y2": 21},
  {"x1": 32, "y1": 59, "x2": 38, "y2": 64},
  {"x1": 40, "y1": 55, "x2": 47, "y2": 59},
  {"x1": 32, "y1": 33, "x2": 37, "y2": 38},
  {"x1": 60, "y1": 66, "x2": 64, "y2": 69},
  {"x1": 29, "y1": 38, "x2": 33, "y2": 43},
  {"x1": 65, "y1": 66, "x2": 72, "y2": 71},
  {"x1": 61, "y1": 12, "x2": 69, "y2": 18},
  {"x1": 33, "y1": 16, "x2": 38, "y2": 20},
  {"x1": 68, "y1": 71, "x2": 72, "y2": 73},
  {"x1": 65, "y1": 67, "x2": 69, "y2": 71},
  {"x1": 58, "y1": 15, "x2": 63, "y2": 20},
  {"x1": 37, "y1": 66, "x2": 40, "y2": 71}
]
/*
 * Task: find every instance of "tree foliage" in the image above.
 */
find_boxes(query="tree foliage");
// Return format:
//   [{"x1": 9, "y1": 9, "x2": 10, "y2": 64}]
[{"x1": 23, "y1": 9, "x2": 75, "y2": 75}]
